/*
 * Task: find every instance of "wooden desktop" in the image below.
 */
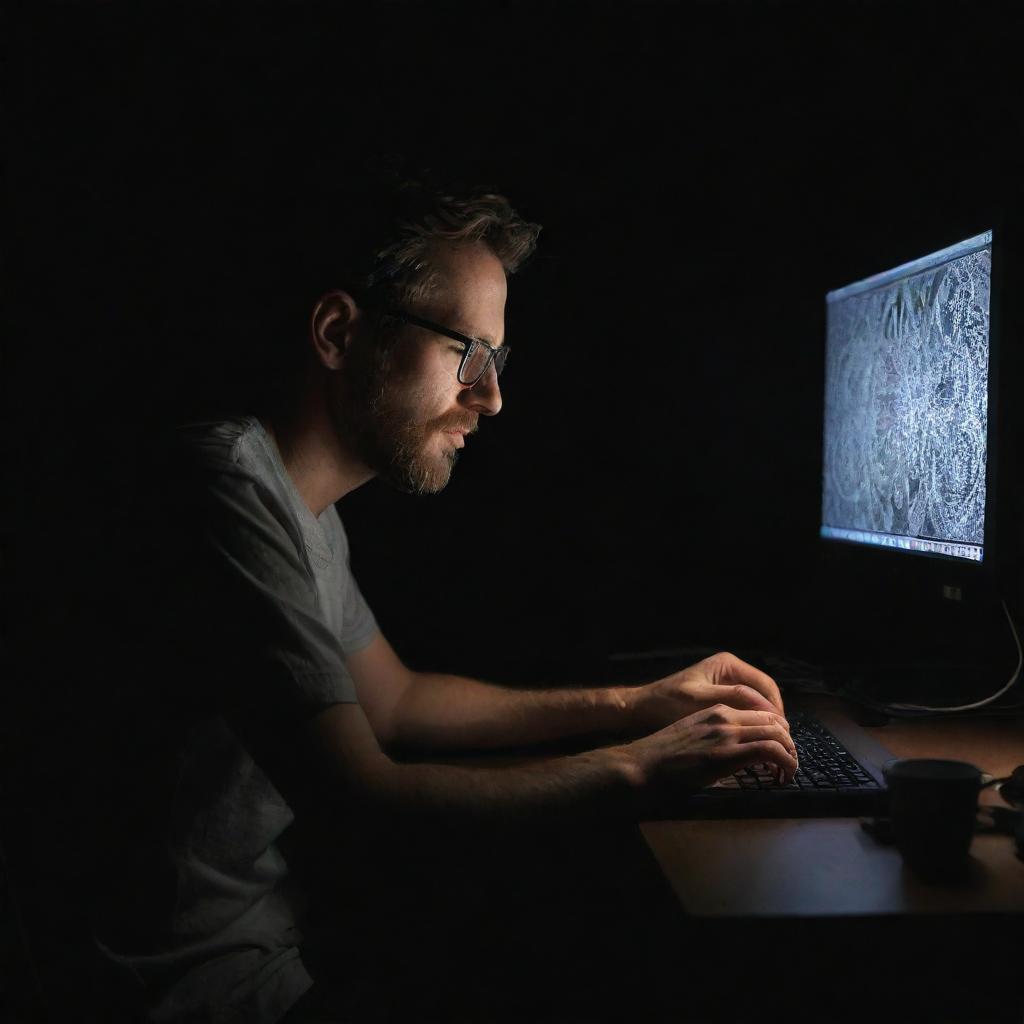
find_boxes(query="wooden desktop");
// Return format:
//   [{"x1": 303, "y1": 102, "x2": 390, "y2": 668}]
[{"x1": 641, "y1": 695, "x2": 1024, "y2": 918}]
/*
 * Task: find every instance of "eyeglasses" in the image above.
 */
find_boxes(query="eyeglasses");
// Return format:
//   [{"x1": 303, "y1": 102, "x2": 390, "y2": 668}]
[{"x1": 374, "y1": 306, "x2": 510, "y2": 387}]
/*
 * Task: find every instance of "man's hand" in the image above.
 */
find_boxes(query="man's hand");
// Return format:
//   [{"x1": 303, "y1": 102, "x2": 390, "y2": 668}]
[
  {"x1": 626, "y1": 651, "x2": 784, "y2": 736},
  {"x1": 623, "y1": 703, "x2": 798, "y2": 791}
]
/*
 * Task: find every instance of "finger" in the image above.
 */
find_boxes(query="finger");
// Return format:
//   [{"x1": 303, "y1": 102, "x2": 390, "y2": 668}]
[
  {"x1": 729, "y1": 723, "x2": 798, "y2": 760},
  {"x1": 697, "y1": 704, "x2": 790, "y2": 733},
  {"x1": 680, "y1": 680, "x2": 776, "y2": 714},
  {"x1": 705, "y1": 652, "x2": 784, "y2": 714},
  {"x1": 716, "y1": 740, "x2": 799, "y2": 783},
  {"x1": 702, "y1": 719, "x2": 796, "y2": 760},
  {"x1": 722, "y1": 683, "x2": 777, "y2": 714}
]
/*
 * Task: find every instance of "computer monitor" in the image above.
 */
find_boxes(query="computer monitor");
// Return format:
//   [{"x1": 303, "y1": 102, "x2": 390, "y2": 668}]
[
  {"x1": 816, "y1": 223, "x2": 1021, "y2": 708},
  {"x1": 821, "y1": 230, "x2": 992, "y2": 565}
]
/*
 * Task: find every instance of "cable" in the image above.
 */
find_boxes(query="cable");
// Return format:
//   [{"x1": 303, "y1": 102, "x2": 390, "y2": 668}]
[{"x1": 884, "y1": 598, "x2": 1023, "y2": 713}]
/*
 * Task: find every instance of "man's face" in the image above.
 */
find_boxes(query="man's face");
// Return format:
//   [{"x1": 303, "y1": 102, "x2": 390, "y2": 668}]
[{"x1": 335, "y1": 241, "x2": 508, "y2": 494}]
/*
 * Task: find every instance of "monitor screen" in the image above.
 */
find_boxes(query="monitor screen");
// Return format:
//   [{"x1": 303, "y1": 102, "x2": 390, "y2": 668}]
[{"x1": 821, "y1": 230, "x2": 992, "y2": 563}]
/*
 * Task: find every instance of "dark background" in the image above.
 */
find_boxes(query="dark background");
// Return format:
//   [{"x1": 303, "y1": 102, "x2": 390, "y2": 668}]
[
  {"x1": 5, "y1": 1, "x2": 1024, "y2": 1018},
  {"x1": 9, "y1": 1, "x2": 1024, "y2": 685},
  {"x1": 9, "y1": 1, "x2": 1023, "y2": 692}
]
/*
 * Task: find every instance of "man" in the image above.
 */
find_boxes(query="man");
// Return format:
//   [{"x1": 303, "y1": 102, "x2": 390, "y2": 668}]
[{"x1": 94, "y1": 176, "x2": 797, "y2": 1023}]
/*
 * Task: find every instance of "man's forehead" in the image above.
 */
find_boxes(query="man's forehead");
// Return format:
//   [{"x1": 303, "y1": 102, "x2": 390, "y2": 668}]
[{"x1": 424, "y1": 242, "x2": 507, "y2": 344}]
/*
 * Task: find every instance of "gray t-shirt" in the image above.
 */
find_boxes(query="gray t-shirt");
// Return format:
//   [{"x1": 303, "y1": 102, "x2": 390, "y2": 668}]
[{"x1": 96, "y1": 415, "x2": 378, "y2": 1023}]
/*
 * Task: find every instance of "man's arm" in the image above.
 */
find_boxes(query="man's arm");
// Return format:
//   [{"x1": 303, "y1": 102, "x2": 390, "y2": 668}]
[
  {"x1": 348, "y1": 635, "x2": 786, "y2": 753},
  {"x1": 301, "y1": 699, "x2": 798, "y2": 826},
  {"x1": 348, "y1": 633, "x2": 630, "y2": 752}
]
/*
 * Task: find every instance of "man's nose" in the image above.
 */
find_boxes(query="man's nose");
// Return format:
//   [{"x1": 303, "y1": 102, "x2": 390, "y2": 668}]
[{"x1": 463, "y1": 363, "x2": 502, "y2": 416}]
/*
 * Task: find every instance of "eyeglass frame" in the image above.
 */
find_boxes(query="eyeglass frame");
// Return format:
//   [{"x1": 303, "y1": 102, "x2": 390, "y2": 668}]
[{"x1": 362, "y1": 303, "x2": 510, "y2": 387}]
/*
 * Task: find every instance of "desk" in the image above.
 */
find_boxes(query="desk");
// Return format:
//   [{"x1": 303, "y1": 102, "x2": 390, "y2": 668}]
[
  {"x1": 635, "y1": 699, "x2": 1024, "y2": 1022},
  {"x1": 641, "y1": 698, "x2": 1024, "y2": 917}
]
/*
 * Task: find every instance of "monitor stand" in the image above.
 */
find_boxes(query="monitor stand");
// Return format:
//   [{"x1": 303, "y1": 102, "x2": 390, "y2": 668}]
[{"x1": 818, "y1": 574, "x2": 1019, "y2": 714}]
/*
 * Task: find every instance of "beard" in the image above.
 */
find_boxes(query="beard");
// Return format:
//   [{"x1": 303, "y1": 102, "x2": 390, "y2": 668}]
[{"x1": 332, "y1": 338, "x2": 476, "y2": 495}]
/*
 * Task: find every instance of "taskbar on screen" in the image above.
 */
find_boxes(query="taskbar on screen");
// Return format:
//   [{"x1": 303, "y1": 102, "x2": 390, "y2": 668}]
[{"x1": 820, "y1": 525, "x2": 983, "y2": 562}]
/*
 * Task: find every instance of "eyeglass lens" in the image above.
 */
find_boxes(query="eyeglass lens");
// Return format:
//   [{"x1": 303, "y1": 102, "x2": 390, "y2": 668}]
[{"x1": 461, "y1": 343, "x2": 509, "y2": 385}]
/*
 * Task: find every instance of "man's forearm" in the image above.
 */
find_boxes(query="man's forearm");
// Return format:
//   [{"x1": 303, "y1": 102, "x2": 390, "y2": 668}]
[
  {"x1": 389, "y1": 672, "x2": 634, "y2": 752},
  {"x1": 368, "y1": 742, "x2": 647, "y2": 826}
]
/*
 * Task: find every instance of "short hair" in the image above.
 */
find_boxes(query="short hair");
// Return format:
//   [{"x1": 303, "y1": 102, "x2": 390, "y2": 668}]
[{"x1": 337, "y1": 172, "x2": 542, "y2": 308}]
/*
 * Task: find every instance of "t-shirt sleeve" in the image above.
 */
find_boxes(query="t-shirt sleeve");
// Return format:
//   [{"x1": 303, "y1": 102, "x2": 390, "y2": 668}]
[{"x1": 174, "y1": 456, "x2": 368, "y2": 722}]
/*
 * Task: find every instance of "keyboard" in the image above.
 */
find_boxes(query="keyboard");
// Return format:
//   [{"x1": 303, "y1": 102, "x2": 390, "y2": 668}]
[{"x1": 685, "y1": 711, "x2": 890, "y2": 818}]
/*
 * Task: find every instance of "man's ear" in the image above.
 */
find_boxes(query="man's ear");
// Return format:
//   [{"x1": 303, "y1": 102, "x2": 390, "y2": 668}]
[{"x1": 310, "y1": 290, "x2": 361, "y2": 370}]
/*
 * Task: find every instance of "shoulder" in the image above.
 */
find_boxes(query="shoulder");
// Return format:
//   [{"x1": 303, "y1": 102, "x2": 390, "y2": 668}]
[
  {"x1": 159, "y1": 415, "x2": 296, "y2": 541},
  {"x1": 168, "y1": 414, "x2": 265, "y2": 475},
  {"x1": 163, "y1": 415, "x2": 288, "y2": 504}
]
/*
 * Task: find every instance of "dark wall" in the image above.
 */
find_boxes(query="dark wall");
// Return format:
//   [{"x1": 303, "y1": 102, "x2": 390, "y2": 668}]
[
  {"x1": 9, "y1": 1, "x2": 1023, "y2": 690},
  {"x1": 5, "y1": 4, "x2": 1023, "y2": 1018}
]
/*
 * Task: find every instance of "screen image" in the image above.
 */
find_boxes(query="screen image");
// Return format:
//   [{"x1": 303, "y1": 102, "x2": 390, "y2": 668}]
[{"x1": 821, "y1": 231, "x2": 991, "y2": 562}]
